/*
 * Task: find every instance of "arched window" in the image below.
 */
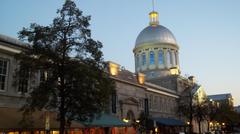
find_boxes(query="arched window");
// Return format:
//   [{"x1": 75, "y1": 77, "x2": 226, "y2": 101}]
[
  {"x1": 158, "y1": 50, "x2": 164, "y2": 64},
  {"x1": 149, "y1": 51, "x2": 155, "y2": 65},
  {"x1": 166, "y1": 50, "x2": 171, "y2": 66},
  {"x1": 142, "y1": 53, "x2": 146, "y2": 65}
]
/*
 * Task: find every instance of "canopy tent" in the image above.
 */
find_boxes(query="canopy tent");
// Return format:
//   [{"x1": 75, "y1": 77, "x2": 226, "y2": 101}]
[
  {"x1": 151, "y1": 117, "x2": 186, "y2": 126},
  {"x1": 82, "y1": 114, "x2": 129, "y2": 128}
]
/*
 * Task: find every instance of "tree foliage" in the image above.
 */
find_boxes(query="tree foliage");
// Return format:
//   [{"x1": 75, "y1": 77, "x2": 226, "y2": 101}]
[
  {"x1": 192, "y1": 94, "x2": 209, "y2": 134},
  {"x1": 178, "y1": 84, "x2": 208, "y2": 134},
  {"x1": 16, "y1": 0, "x2": 114, "y2": 133},
  {"x1": 208, "y1": 102, "x2": 240, "y2": 132},
  {"x1": 137, "y1": 112, "x2": 148, "y2": 133},
  {"x1": 178, "y1": 85, "x2": 194, "y2": 133}
]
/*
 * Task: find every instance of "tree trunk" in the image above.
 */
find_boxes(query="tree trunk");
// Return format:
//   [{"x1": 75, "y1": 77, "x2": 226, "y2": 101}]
[
  {"x1": 207, "y1": 121, "x2": 209, "y2": 132},
  {"x1": 189, "y1": 118, "x2": 193, "y2": 134},
  {"x1": 59, "y1": 94, "x2": 66, "y2": 134},
  {"x1": 189, "y1": 105, "x2": 193, "y2": 134},
  {"x1": 59, "y1": 36, "x2": 67, "y2": 134},
  {"x1": 198, "y1": 121, "x2": 201, "y2": 134},
  {"x1": 59, "y1": 72, "x2": 66, "y2": 134},
  {"x1": 189, "y1": 90, "x2": 193, "y2": 134}
]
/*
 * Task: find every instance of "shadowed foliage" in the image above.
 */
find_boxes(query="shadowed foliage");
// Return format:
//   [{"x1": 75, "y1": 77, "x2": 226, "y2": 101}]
[{"x1": 16, "y1": 1, "x2": 115, "y2": 134}]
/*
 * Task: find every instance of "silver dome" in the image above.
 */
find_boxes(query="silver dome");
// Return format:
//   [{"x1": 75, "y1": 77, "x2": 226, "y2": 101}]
[{"x1": 135, "y1": 25, "x2": 177, "y2": 47}]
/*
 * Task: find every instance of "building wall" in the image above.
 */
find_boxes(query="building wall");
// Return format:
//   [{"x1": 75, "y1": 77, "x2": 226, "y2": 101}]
[
  {"x1": 146, "y1": 91, "x2": 177, "y2": 118},
  {"x1": 133, "y1": 43, "x2": 180, "y2": 79},
  {"x1": 0, "y1": 40, "x2": 40, "y2": 108},
  {"x1": 0, "y1": 45, "x2": 26, "y2": 108},
  {"x1": 1, "y1": 35, "x2": 209, "y2": 134},
  {"x1": 114, "y1": 81, "x2": 146, "y2": 120},
  {"x1": 113, "y1": 78, "x2": 179, "y2": 122}
]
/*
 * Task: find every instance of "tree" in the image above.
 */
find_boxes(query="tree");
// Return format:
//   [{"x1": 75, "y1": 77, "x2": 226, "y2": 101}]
[
  {"x1": 193, "y1": 95, "x2": 208, "y2": 134},
  {"x1": 212, "y1": 104, "x2": 240, "y2": 132},
  {"x1": 137, "y1": 112, "x2": 148, "y2": 133},
  {"x1": 16, "y1": 1, "x2": 115, "y2": 134},
  {"x1": 207, "y1": 99, "x2": 220, "y2": 131},
  {"x1": 178, "y1": 85, "x2": 194, "y2": 134},
  {"x1": 178, "y1": 84, "x2": 209, "y2": 134}
]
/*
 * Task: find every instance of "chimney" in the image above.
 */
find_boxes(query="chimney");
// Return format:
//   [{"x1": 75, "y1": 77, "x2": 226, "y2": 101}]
[
  {"x1": 170, "y1": 67, "x2": 180, "y2": 75},
  {"x1": 188, "y1": 76, "x2": 196, "y2": 83},
  {"x1": 108, "y1": 61, "x2": 120, "y2": 76},
  {"x1": 137, "y1": 73, "x2": 145, "y2": 84}
]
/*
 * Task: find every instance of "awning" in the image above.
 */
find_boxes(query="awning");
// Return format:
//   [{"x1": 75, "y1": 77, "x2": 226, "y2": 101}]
[
  {"x1": 0, "y1": 107, "x2": 84, "y2": 131},
  {"x1": 151, "y1": 117, "x2": 185, "y2": 126},
  {"x1": 82, "y1": 114, "x2": 129, "y2": 127}
]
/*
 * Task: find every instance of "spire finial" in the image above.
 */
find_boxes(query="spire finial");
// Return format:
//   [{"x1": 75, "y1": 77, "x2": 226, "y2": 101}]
[
  {"x1": 149, "y1": 0, "x2": 159, "y2": 26},
  {"x1": 152, "y1": 0, "x2": 155, "y2": 11}
]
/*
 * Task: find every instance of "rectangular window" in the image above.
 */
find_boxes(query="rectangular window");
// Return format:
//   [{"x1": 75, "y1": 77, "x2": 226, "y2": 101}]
[
  {"x1": 150, "y1": 51, "x2": 155, "y2": 65},
  {"x1": 18, "y1": 67, "x2": 29, "y2": 93},
  {"x1": 139, "y1": 98, "x2": 144, "y2": 109},
  {"x1": 144, "y1": 98, "x2": 149, "y2": 116},
  {"x1": 149, "y1": 95, "x2": 153, "y2": 110},
  {"x1": 40, "y1": 70, "x2": 48, "y2": 83},
  {"x1": 158, "y1": 50, "x2": 164, "y2": 64},
  {"x1": 154, "y1": 96, "x2": 158, "y2": 109},
  {"x1": 111, "y1": 91, "x2": 117, "y2": 114},
  {"x1": 142, "y1": 53, "x2": 146, "y2": 65},
  {"x1": 0, "y1": 59, "x2": 8, "y2": 91}
]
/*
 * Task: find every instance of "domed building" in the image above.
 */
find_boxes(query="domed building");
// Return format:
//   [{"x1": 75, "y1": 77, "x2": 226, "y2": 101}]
[
  {"x1": 0, "y1": 7, "x2": 209, "y2": 134},
  {"x1": 133, "y1": 11, "x2": 180, "y2": 80}
]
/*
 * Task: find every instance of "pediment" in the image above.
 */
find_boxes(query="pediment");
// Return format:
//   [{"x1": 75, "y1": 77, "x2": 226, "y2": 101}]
[{"x1": 121, "y1": 97, "x2": 139, "y2": 105}]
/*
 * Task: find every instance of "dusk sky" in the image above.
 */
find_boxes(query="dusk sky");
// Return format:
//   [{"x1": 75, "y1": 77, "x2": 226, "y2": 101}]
[{"x1": 1, "y1": 0, "x2": 240, "y2": 105}]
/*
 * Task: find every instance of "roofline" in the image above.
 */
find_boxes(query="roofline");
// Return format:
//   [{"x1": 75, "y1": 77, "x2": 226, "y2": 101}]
[
  {"x1": 145, "y1": 82, "x2": 178, "y2": 96},
  {"x1": 0, "y1": 34, "x2": 28, "y2": 49},
  {"x1": 146, "y1": 87, "x2": 179, "y2": 98},
  {"x1": 207, "y1": 93, "x2": 232, "y2": 97},
  {"x1": 110, "y1": 76, "x2": 146, "y2": 89}
]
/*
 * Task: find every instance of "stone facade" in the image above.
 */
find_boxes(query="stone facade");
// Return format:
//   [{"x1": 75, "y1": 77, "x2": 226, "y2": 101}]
[
  {"x1": 0, "y1": 36, "x2": 26, "y2": 108},
  {"x1": 108, "y1": 62, "x2": 183, "y2": 123},
  {"x1": 0, "y1": 30, "x2": 209, "y2": 133},
  {"x1": 0, "y1": 35, "x2": 189, "y2": 133}
]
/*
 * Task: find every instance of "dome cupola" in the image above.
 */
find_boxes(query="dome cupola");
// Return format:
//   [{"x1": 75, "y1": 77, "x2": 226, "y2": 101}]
[
  {"x1": 133, "y1": 9, "x2": 180, "y2": 80},
  {"x1": 135, "y1": 25, "x2": 177, "y2": 48}
]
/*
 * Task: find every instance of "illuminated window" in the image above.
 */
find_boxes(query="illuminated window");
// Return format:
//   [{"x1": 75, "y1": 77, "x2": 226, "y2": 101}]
[
  {"x1": 142, "y1": 53, "x2": 146, "y2": 65},
  {"x1": 149, "y1": 51, "x2": 155, "y2": 65},
  {"x1": 0, "y1": 59, "x2": 8, "y2": 91},
  {"x1": 158, "y1": 50, "x2": 164, "y2": 64},
  {"x1": 40, "y1": 70, "x2": 49, "y2": 83}
]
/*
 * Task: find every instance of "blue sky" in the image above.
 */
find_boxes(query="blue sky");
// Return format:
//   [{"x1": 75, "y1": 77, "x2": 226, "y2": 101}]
[{"x1": 1, "y1": 0, "x2": 240, "y2": 105}]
